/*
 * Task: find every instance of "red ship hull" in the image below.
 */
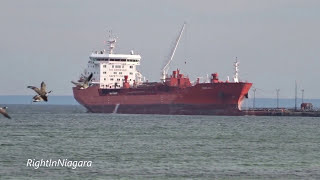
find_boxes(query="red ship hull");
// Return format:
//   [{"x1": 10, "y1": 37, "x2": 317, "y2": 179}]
[{"x1": 72, "y1": 82, "x2": 252, "y2": 115}]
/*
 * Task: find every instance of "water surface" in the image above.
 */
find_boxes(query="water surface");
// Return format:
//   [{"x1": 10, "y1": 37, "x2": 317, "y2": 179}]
[{"x1": 0, "y1": 105, "x2": 319, "y2": 179}]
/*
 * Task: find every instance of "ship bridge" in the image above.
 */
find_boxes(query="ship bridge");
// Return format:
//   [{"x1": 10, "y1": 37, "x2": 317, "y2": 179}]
[
  {"x1": 83, "y1": 35, "x2": 144, "y2": 89},
  {"x1": 90, "y1": 53, "x2": 141, "y2": 64}
]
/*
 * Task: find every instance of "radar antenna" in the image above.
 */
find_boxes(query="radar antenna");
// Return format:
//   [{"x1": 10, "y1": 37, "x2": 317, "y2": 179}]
[{"x1": 161, "y1": 23, "x2": 186, "y2": 82}]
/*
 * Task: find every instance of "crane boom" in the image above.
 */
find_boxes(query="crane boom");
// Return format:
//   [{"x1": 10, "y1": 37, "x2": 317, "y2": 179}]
[{"x1": 161, "y1": 23, "x2": 186, "y2": 82}]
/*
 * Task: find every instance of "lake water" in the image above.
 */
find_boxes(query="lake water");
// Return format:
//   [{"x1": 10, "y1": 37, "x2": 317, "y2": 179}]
[{"x1": 1, "y1": 105, "x2": 320, "y2": 179}]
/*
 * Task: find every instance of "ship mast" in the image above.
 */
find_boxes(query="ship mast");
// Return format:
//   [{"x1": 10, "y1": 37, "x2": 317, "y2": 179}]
[
  {"x1": 161, "y1": 23, "x2": 186, "y2": 82},
  {"x1": 233, "y1": 57, "x2": 239, "y2": 83},
  {"x1": 106, "y1": 31, "x2": 117, "y2": 54}
]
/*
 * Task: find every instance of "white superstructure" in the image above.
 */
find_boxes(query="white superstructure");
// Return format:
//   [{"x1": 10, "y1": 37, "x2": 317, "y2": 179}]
[{"x1": 83, "y1": 34, "x2": 144, "y2": 89}]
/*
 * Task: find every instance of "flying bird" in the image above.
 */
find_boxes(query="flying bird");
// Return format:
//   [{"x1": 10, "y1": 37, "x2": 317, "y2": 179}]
[
  {"x1": 0, "y1": 107, "x2": 11, "y2": 119},
  {"x1": 27, "y1": 81, "x2": 52, "y2": 102},
  {"x1": 71, "y1": 73, "x2": 93, "y2": 89}
]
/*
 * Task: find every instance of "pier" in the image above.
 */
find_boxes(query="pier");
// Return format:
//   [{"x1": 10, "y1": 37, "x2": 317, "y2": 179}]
[{"x1": 241, "y1": 108, "x2": 320, "y2": 117}]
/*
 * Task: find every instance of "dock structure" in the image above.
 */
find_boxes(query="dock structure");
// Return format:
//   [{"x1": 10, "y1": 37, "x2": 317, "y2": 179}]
[{"x1": 242, "y1": 107, "x2": 320, "y2": 117}]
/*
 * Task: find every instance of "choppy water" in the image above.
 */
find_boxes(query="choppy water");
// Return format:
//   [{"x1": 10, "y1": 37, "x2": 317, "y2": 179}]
[{"x1": 1, "y1": 105, "x2": 320, "y2": 179}]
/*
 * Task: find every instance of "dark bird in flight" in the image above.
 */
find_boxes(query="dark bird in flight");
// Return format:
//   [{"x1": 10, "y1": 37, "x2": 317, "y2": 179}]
[
  {"x1": 0, "y1": 107, "x2": 11, "y2": 119},
  {"x1": 27, "y1": 81, "x2": 52, "y2": 102},
  {"x1": 71, "y1": 73, "x2": 93, "y2": 89}
]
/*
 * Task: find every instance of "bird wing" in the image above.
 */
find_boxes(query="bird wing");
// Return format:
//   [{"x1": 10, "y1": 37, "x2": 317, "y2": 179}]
[
  {"x1": 0, "y1": 109, "x2": 11, "y2": 119},
  {"x1": 27, "y1": 86, "x2": 42, "y2": 95},
  {"x1": 84, "y1": 73, "x2": 93, "y2": 84},
  {"x1": 40, "y1": 81, "x2": 46, "y2": 93},
  {"x1": 71, "y1": 81, "x2": 81, "y2": 86},
  {"x1": 33, "y1": 95, "x2": 43, "y2": 100},
  {"x1": 3, "y1": 112, "x2": 11, "y2": 119}
]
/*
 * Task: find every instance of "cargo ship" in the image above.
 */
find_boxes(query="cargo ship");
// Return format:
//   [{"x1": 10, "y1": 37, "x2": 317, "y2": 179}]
[{"x1": 72, "y1": 24, "x2": 252, "y2": 115}]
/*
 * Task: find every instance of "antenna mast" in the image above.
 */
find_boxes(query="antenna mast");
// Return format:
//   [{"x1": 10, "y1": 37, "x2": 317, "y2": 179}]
[
  {"x1": 161, "y1": 23, "x2": 186, "y2": 82},
  {"x1": 295, "y1": 80, "x2": 297, "y2": 111},
  {"x1": 233, "y1": 57, "x2": 240, "y2": 82},
  {"x1": 106, "y1": 30, "x2": 117, "y2": 54},
  {"x1": 276, "y1": 89, "x2": 280, "y2": 108},
  {"x1": 253, "y1": 88, "x2": 256, "y2": 109}
]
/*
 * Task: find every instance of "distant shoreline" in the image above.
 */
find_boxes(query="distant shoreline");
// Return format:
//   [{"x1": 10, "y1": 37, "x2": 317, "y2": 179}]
[
  {"x1": 0, "y1": 95, "x2": 79, "y2": 105},
  {"x1": 1, "y1": 96, "x2": 320, "y2": 109}
]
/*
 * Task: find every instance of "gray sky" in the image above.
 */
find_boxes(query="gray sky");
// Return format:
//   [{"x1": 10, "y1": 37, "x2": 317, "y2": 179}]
[{"x1": 0, "y1": 0, "x2": 320, "y2": 98}]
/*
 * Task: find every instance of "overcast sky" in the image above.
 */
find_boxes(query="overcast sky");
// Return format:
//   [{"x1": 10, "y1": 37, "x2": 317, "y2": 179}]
[{"x1": 1, "y1": 0, "x2": 320, "y2": 99}]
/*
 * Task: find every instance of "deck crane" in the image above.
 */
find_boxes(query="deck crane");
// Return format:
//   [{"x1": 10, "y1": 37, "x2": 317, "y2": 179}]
[{"x1": 161, "y1": 23, "x2": 186, "y2": 82}]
